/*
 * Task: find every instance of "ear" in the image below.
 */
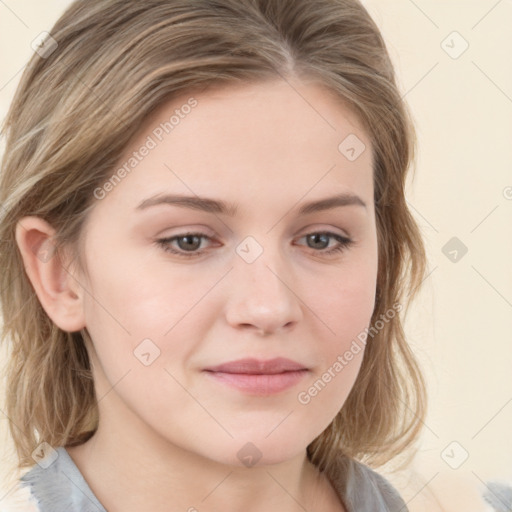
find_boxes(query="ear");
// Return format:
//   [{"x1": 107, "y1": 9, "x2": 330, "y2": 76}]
[{"x1": 15, "y1": 216, "x2": 86, "y2": 332}]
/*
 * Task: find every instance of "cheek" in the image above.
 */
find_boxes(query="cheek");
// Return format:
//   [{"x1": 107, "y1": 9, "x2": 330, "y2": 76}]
[
  {"x1": 80, "y1": 247, "x2": 204, "y2": 402},
  {"x1": 314, "y1": 256, "x2": 377, "y2": 344},
  {"x1": 81, "y1": 238, "x2": 179, "y2": 340},
  {"x1": 302, "y1": 253, "x2": 377, "y2": 401},
  {"x1": 295, "y1": 274, "x2": 375, "y2": 426},
  {"x1": 81, "y1": 280, "x2": 195, "y2": 436}
]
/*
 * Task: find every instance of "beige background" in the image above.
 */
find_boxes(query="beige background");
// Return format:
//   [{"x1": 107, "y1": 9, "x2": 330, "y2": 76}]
[{"x1": 1, "y1": 1, "x2": 511, "y2": 510}]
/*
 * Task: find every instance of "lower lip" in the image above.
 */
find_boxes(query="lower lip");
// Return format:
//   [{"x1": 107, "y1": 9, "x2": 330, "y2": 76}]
[{"x1": 203, "y1": 370, "x2": 309, "y2": 395}]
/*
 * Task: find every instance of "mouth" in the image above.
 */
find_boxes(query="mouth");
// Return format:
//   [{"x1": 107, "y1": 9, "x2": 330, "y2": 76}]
[
  {"x1": 203, "y1": 357, "x2": 308, "y2": 374},
  {"x1": 202, "y1": 357, "x2": 309, "y2": 395}
]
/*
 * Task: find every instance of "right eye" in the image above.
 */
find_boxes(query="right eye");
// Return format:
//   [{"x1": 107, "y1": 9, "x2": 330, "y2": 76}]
[{"x1": 155, "y1": 232, "x2": 214, "y2": 258}]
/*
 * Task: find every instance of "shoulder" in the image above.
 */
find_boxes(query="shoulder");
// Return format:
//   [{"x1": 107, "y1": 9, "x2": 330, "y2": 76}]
[
  {"x1": 328, "y1": 454, "x2": 408, "y2": 511},
  {"x1": 1, "y1": 447, "x2": 105, "y2": 512},
  {"x1": 349, "y1": 458, "x2": 408, "y2": 511},
  {"x1": 0, "y1": 466, "x2": 40, "y2": 512}
]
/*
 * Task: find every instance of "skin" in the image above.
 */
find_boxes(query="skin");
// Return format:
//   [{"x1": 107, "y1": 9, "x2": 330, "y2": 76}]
[{"x1": 16, "y1": 78, "x2": 378, "y2": 512}]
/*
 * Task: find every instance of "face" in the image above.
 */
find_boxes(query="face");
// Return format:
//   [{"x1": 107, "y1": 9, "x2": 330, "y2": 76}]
[{"x1": 76, "y1": 78, "x2": 378, "y2": 466}]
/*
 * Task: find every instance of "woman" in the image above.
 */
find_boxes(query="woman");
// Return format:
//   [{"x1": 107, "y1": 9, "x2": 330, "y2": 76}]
[{"x1": 0, "y1": 0, "x2": 426, "y2": 510}]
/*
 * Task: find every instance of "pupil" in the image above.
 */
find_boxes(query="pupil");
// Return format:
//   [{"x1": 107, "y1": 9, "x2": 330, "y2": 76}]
[
  {"x1": 309, "y1": 233, "x2": 328, "y2": 249},
  {"x1": 180, "y1": 235, "x2": 200, "y2": 251}
]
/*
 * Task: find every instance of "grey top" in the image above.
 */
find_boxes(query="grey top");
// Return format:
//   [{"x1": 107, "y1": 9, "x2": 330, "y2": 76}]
[
  {"x1": 20, "y1": 448, "x2": 106, "y2": 512},
  {"x1": 20, "y1": 447, "x2": 408, "y2": 511}
]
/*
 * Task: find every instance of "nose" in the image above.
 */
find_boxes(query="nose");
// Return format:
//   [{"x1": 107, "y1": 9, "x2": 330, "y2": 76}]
[{"x1": 224, "y1": 247, "x2": 303, "y2": 336}]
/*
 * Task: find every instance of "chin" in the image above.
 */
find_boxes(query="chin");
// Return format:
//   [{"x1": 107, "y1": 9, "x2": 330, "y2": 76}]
[{"x1": 231, "y1": 437, "x2": 307, "y2": 469}]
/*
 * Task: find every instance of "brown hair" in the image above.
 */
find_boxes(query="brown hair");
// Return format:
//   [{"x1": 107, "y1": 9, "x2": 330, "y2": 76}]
[{"x1": 0, "y1": 0, "x2": 426, "y2": 474}]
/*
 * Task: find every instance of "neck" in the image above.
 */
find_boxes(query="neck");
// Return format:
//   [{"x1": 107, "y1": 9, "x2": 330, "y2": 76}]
[{"x1": 66, "y1": 418, "x2": 344, "y2": 512}]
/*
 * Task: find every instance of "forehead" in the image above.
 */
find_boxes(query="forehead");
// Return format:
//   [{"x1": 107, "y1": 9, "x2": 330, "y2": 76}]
[{"x1": 91, "y1": 79, "x2": 373, "y2": 216}]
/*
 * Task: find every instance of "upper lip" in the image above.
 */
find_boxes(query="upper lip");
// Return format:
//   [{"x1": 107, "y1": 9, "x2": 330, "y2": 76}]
[{"x1": 203, "y1": 357, "x2": 308, "y2": 374}]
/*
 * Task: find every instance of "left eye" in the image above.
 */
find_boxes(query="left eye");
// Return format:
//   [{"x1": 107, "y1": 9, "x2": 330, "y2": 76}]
[
  {"x1": 155, "y1": 231, "x2": 354, "y2": 258},
  {"x1": 156, "y1": 232, "x2": 210, "y2": 256}
]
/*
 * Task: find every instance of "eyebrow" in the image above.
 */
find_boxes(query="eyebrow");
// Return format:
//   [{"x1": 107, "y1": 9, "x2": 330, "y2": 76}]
[{"x1": 135, "y1": 193, "x2": 367, "y2": 216}]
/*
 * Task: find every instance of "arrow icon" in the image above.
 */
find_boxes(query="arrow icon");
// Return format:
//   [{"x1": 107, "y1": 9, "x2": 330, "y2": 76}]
[
  {"x1": 236, "y1": 236, "x2": 263, "y2": 263},
  {"x1": 440, "y1": 441, "x2": 469, "y2": 469},
  {"x1": 338, "y1": 134, "x2": 365, "y2": 161},
  {"x1": 34, "y1": 447, "x2": 45, "y2": 459},
  {"x1": 441, "y1": 31, "x2": 469, "y2": 59},
  {"x1": 31, "y1": 442, "x2": 58, "y2": 468},
  {"x1": 237, "y1": 441, "x2": 262, "y2": 467},
  {"x1": 134, "y1": 338, "x2": 161, "y2": 366},
  {"x1": 448, "y1": 249, "x2": 458, "y2": 260},
  {"x1": 442, "y1": 236, "x2": 468, "y2": 263}
]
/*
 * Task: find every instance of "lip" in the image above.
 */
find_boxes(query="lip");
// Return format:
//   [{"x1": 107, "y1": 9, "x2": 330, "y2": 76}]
[
  {"x1": 202, "y1": 358, "x2": 309, "y2": 395},
  {"x1": 203, "y1": 357, "x2": 308, "y2": 374}
]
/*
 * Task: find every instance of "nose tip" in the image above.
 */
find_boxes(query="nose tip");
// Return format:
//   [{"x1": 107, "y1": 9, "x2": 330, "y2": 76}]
[{"x1": 225, "y1": 259, "x2": 303, "y2": 336}]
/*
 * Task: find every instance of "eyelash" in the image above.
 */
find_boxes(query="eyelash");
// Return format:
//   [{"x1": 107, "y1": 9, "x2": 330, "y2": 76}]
[{"x1": 155, "y1": 231, "x2": 354, "y2": 259}]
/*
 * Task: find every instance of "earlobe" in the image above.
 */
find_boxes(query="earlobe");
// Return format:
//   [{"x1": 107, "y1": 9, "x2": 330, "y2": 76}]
[{"x1": 14, "y1": 216, "x2": 86, "y2": 332}]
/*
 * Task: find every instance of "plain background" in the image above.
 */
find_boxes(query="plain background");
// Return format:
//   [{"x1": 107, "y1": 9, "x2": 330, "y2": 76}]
[{"x1": 1, "y1": 1, "x2": 511, "y2": 510}]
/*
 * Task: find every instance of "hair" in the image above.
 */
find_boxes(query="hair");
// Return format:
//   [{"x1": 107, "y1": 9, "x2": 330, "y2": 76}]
[{"x1": 0, "y1": 0, "x2": 427, "y2": 475}]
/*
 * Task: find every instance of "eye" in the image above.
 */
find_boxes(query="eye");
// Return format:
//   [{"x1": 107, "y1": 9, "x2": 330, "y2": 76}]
[
  {"x1": 155, "y1": 232, "x2": 212, "y2": 258},
  {"x1": 295, "y1": 231, "x2": 354, "y2": 256},
  {"x1": 155, "y1": 230, "x2": 354, "y2": 259}
]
